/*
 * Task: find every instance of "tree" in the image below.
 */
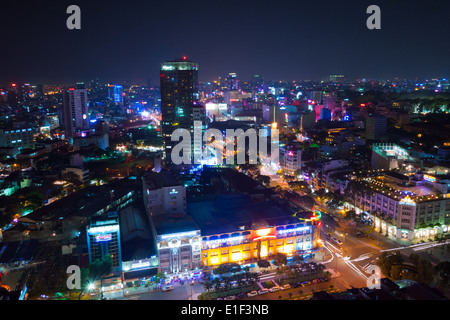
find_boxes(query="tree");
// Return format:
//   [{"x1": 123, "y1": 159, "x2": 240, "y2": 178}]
[
  {"x1": 154, "y1": 271, "x2": 166, "y2": 284},
  {"x1": 77, "y1": 267, "x2": 91, "y2": 300},
  {"x1": 213, "y1": 264, "x2": 230, "y2": 276},
  {"x1": 292, "y1": 254, "x2": 304, "y2": 264},
  {"x1": 24, "y1": 190, "x2": 44, "y2": 211},
  {"x1": 416, "y1": 259, "x2": 434, "y2": 284},
  {"x1": 212, "y1": 278, "x2": 222, "y2": 292},
  {"x1": 257, "y1": 259, "x2": 271, "y2": 269},
  {"x1": 89, "y1": 254, "x2": 113, "y2": 281},
  {"x1": 435, "y1": 261, "x2": 450, "y2": 290},
  {"x1": 223, "y1": 277, "x2": 232, "y2": 292},
  {"x1": 273, "y1": 252, "x2": 288, "y2": 267}
]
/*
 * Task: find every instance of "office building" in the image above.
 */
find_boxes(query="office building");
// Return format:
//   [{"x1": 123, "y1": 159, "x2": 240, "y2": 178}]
[
  {"x1": 280, "y1": 146, "x2": 302, "y2": 176},
  {"x1": 108, "y1": 85, "x2": 124, "y2": 105},
  {"x1": 225, "y1": 73, "x2": 239, "y2": 91},
  {"x1": 142, "y1": 171, "x2": 187, "y2": 217},
  {"x1": 348, "y1": 172, "x2": 450, "y2": 240},
  {"x1": 160, "y1": 57, "x2": 200, "y2": 163},
  {"x1": 62, "y1": 88, "x2": 90, "y2": 139},
  {"x1": 371, "y1": 143, "x2": 415, "y2": 170},
  {"x1": 0, "y1": 127, "x2": 35, "y2": 150},
  {"x1": 87, "y1": 213, "x2": 122, "y2": 270},
  {"x1": 365, "y1": 114, "x2": 387, "y2": 140}
]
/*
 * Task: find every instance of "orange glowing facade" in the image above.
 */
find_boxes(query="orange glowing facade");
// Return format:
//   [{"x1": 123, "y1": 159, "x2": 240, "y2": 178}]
[{"x1": 201, "y1": 222, "x2": 319, "y2": 267}]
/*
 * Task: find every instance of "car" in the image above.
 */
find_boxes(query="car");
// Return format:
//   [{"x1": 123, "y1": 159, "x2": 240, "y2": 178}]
[
  {"x1": 280, "y1": 284, "x2": 291, "y2": 291},
  {"x1": 224, "y1": 295, "x2": 236, "y2": 300},
  {"x1": 258, "y1": 289, "x2": 269, "y2": 295},
  {"x1": 312, "y1": 279, "x2": 320, "y2": 284},
  {"x1": 301, "y1": 281, "x2": 311, "y2": 287},
  {"x1": 356, "y1": 231, "x2": 365, "y2": 237},
  {"x1": 269, "y1": 286, "x2": 279, "y2": 293},
  {"x1": 162, "y1": 285, "x2": 174, "y2": 292},
  {"x1": 290, "y1": 282, "x2": 300, "y2": 288},
  {"x1": 247, "y1": 291, "x2": 258, "y2": 297}
]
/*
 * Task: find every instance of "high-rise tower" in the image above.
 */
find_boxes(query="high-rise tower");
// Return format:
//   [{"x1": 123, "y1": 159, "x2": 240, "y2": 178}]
[
  {"x1": 160, "y1": 57, "x2": 200, "y2": 163},
  {"x1": 62, "y1": 88, "x2": 89, "y2": 139}
]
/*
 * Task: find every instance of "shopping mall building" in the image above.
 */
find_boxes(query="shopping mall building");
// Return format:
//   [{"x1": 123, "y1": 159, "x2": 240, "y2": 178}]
[{"x1": 149, "y1": 193, "x2": 321, "y2": 277}]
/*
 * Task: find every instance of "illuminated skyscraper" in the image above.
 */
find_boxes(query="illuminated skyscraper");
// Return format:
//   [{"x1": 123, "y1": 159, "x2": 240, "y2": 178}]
[
  {"x1": 87, "y1": 214, "x2": 122, "y2": 270},
  {"x1": 160, "y1": 57, "x2": 200, "y2": 163},
  {"x1": 225, "y1": 72, "x2": 239, "y2": 91},
  {"x1": 62, "y1": 88, "x2": 89, "y2": 139},
  {"x1": 108, "y1": 84, "x2": 124, "y2": 105}
]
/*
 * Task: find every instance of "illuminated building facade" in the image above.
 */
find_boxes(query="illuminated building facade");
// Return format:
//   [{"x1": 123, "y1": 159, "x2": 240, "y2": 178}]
[
  {"x1": 371, "y1": 143, "x2": 415, "y2": 170},
  {"x1": 108, "y1": 84, "x2": 123, "y2": 105},
  {"x1": 62, "y1": 88, "x2": 90, "y2": 139},
  {"x1": 151, "y1": 214, "x2": 202, "y2": 274},
  {"x1": 147, "y1": 193, "x2": 321, "y2": 276},
  {"x1": 280, "y1": 146, "x2": 302, "y2": 176},
  {"x1": 87, "y1": 213, "x2": 122, "y2": 271},
  {"x1": 160, "y1": 57, "x2": 200, "y2": 163},
  {"x1": 0, "y1": 127, "x2": 35, "y2": 150},
  {"x1": 350, "y1": 172, "x2": 450, "y2": 240},
  {"x1": 142, "y1": 171, "x2": 186, "y2": 217},
  {"x1": 188, "y1": 194, "x2": 320, "y2": 269},
  {"x1": 200, "y1": 222, "x2": 316, "y2": 267}
]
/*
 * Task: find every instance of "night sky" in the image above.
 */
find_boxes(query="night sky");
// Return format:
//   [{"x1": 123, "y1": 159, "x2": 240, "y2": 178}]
[{"x1": 1, "y1": 0, "x2": 449, "y2": 84}]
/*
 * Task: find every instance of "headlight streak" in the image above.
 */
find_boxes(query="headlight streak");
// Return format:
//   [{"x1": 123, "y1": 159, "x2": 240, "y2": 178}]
[
  {"x1": 324, "y1": 241, "x2": 367, "y2": 279},
  {"x1": 380, "y1": 239, "x2": 450, "y2": 253}
]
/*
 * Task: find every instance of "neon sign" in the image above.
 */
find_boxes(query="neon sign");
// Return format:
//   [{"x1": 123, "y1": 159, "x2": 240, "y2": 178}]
[
  {"x1": 131, "y1": 261, "x2": 151, "y2": 270},
  {"x1": 95, "y1": 234, "x2": 112, "y2": 242},
  {"x1": 423, "y1": 174, "x2": 436, "y2": 183},
  {"x1": 278, "y1": 226, "x2": 310, "y2": 235},
  {"x1": 160, "y1": 231, "x2": 198, "y2": 240},
  {"x1": 205, "y1": 236, "x2": 244, "y2": 245}
]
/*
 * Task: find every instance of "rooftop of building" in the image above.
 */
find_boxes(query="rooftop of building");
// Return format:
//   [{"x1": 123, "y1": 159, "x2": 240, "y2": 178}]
[
  {"x1": 399, "y1": 282, "x2": 447, "y2": 300},
  {"x1": 19, "y1": 178, "x2": 139, "y2": 223},
  {"x1": 187, "y1": 193, "x2": 303, "y2": 236},
  {"x1": 143, "y1": 170, "x2": 181, "y2": 191},
  {"x1": 119, "y1": 199, "x2": 156, "y2": 261},
  {"x1": 151, "y1": 213, "x2": 200, "y2": 237}
]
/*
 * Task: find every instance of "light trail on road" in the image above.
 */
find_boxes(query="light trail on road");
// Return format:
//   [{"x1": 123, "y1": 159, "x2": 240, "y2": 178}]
[{"x1": 379, "y1": 239, "x2": 450, "y2": 253}]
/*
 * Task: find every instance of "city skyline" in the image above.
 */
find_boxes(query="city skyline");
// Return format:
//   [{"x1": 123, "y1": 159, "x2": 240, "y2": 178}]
[
  {"x1": 1, "y1": 0, "x2": 450, "y2": 304},
  {"x1": 1, "y1": 0, "x2": 449, "y2": 84}
]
